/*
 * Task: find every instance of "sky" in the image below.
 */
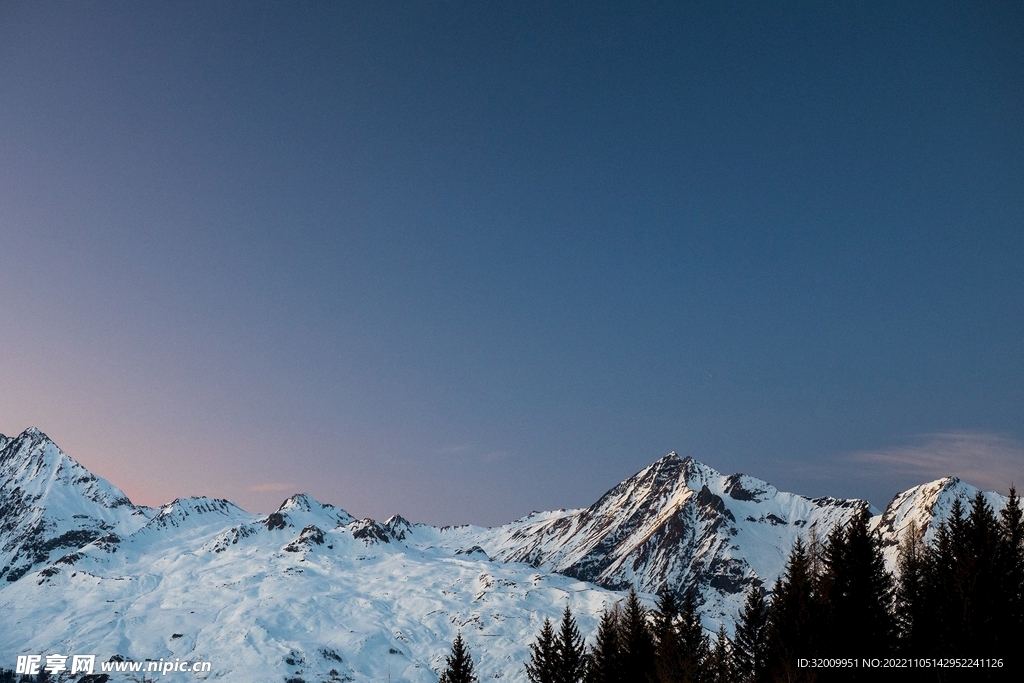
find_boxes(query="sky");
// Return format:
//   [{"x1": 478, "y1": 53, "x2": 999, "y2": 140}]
[{"x1": 1, "y1": 1, "x2": 1022, "y2": 525}]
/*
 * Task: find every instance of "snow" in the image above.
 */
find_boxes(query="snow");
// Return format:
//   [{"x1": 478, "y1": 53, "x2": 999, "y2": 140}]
[{"x1": 0, "y1": 428, "x2": 1013, "y2": 681}]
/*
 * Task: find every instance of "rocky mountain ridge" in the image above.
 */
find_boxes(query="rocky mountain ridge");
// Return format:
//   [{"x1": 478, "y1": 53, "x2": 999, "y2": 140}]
[{"x1": 0, "y1": 427, "x2": 1011, "y2": 681}]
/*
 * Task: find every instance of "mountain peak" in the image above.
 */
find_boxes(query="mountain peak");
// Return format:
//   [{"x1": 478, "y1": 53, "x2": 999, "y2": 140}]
[
  {"x1": 385, "y1": 513, "x2": 411, "y2": 527},
  {"x1": 0, "y1": 428, "x2": 127, "y2": 506},
  {"x1": 643, "y1": 452, "x2": 724, "y2": 483},
  {"x1": 0, "y1": 429, "x2": 153, "y2": 582},
  {"x1": 14, "y1": 426, "x2": 49, "y2": 449},
  {"x1": 278, "y1": 493, "x2": 316, "y2": 513},
  {"x1": 274, "y1": 493, "x2": 355, "y2": 528},
  {"x1": 142, "y1": 497, "x2": 248, "y2": 533},
  {"x1": 940, "y1": 475, "x2": 962, "y2": 490},
  {"x1": 1, "y1": 427, "x2": 53, "y2": 467},
  {"x1": 1, "y1": 428, "x2": 1015, "y2": 680},
  {"x1": 872, "y1": 474, "x2": 1009, "y2": 568},
  {"x1": 384, "y1": 514, "x2": 413, "y2": 540},
  {"x1": 7, "y1": 426, "x2": 47, "y2": 443},
  {"x1": 651, "y1": 451, "x2": 684, "y2": 468}
]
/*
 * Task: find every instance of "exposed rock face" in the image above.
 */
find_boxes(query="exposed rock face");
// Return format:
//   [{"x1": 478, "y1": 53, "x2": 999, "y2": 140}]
[
  {"x1": 0, "y1": 427, "x2": 1013, "y2": 682},
  {"x1": 384, "y1": 514, "x2": 412, "y2": 540},
  {"x1": 0, "y1": 429, "x2": 619, "y2": 683},
  {"x1": 265, "y1": 512, "x2": 287, "y2": 530},
  {"x1": 284, "y1": 524, "x2": 326, "y2": 552},
  {"x1": 0, "y1": 428, "x2": 153, "y2": 582},
  {"x1": 446, "y1": 453, "x2": 876, "y2": 623},
  {"x1": 350, "y1": 519, "x2": 391, "y2": 544}
]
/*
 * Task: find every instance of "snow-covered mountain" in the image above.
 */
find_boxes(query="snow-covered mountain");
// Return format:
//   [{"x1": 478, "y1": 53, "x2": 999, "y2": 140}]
[
  {"x1": 871, "y1": 474, "x2": 1011, "y2": 568},
  {"x1": 0, "y1": 428, "x2": 1012, "y2": 681},
  {"x1": 0, "y1": 427, "x2": 154, "y2": 583},
  {"x1": 426, "y1": 453, "x2": 875, "y2": 625},
  {"x1": 0, "y1": 430, "x2": 616, "y2": 682}
]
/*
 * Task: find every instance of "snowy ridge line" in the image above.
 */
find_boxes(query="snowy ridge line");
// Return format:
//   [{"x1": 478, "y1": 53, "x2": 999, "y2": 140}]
[{"x1": 0, "y1": 427, "x2": 1013, "y2": 681}]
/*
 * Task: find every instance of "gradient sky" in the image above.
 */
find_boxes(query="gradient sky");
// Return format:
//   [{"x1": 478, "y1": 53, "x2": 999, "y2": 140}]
[{"x1": 2, "y1": 1, "x2": 1022, "y2": 525}]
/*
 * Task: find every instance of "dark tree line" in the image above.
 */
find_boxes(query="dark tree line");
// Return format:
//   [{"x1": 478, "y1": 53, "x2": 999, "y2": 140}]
[
  {"x1": 502, "y1": 486, "x2": 1022, "y2": 683},
  {"x1": 518, "y1": 589, "x2": 732, "y2": 683},
  {"x1": 723, "y1": 490, "x2": 1022, "y2": 682},
  {"x1": 889, "y1": 488, "x2": 1022, "y2": 667},
  {"x1": 737, "y1": 488, "x2": 1022, "y2": 682}
]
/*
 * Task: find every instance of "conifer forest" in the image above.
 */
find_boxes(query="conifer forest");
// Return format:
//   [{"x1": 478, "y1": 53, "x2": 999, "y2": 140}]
[{"x1": 438, "y1": 488, "x2": 1022, "y2": 683}]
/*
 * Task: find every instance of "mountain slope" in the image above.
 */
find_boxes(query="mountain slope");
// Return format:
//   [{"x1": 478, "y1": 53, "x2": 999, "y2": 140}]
[
  {"x1": 0, "y1": 428, "x2": 154, "y2": 583},
  {"x1": 0, "y1": 428, "x2": 1015, "y2": 681},
  {"x1": 870, "y1": 475, "x2": 1010, "y2": 568},
  {"x1": 429, "y1": 453, "x2": 873, "y2": 624},
  {"x1": 0, "y1": 437, "x2": 616, "y2": 681}
]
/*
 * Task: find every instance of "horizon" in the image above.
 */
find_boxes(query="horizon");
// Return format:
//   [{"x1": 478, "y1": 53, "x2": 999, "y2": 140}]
[
  {"x1": 2, "y1": 1, "x2": 1021, "y2": 526},
  {"x1": 0, "y1": 425, "x2": 1010, "y2": 523}
]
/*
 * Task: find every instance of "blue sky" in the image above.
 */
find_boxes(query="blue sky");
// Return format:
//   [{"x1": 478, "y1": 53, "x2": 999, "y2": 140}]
[{"x1": 1, "y1": 1, "x2": 1021, "y2": 524}]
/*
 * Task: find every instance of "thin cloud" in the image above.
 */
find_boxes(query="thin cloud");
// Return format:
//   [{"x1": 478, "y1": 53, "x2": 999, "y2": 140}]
[
  {"x1": 848, "y1": 432, "x2": 1024, "y2": 493},
  {"x1": 250, "y1": 482, "x2": 296, "y2": 492}
]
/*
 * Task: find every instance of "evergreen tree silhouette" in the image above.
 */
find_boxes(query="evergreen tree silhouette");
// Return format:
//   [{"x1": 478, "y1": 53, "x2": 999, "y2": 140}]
[
  {"x1": 894, "y1": 520, "x2": 927, "y2": 654},
  {"x1": 676, "y1": 592, "x2": 708, "y2": 683},
  {"x1": 927, "y1": 497, "x2": 971, "y2": 653},
  {"x1": 732, "y1": 584, "x2": 769, "y2": 683},
  {"x1": 706, "y1": 625, "x2": 733, "y2": 683},
  {"x1": 439, "y1": 631, "x2": 477, "y2": 683},
  {"x1": 652, "y1": 590, "x2": 684, "y2": 683},
  {"x1": 767, "y1": 537, "x2": 818, "y2": 683},
  {"x1": 619, "y1": 588, "x2": 655, "y2": 683},
  {"x1": 555, "y1": 605, "x2": 588, "y2": 683},
  {"x1": 964, "y1": 490, "x2": 1001, "y2": 651},
  {"x1": 586, "y1": 603, "x2": 623, "y2": 683},
  {"x1": 998, "y1": 485, "x2": 1023, "y2": 638},
  {"x1": 822, "y1": 508, "x2": 894, "y2": 661},
  {"x1": 526, "y1": 618, "x2": 558, "y2": 683}
]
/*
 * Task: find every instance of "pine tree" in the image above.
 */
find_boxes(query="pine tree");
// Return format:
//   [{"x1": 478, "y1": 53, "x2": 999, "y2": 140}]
[
  {"x1": 767, "y1": 537, "x2": 818, "y2": 683},
  {"x1": 923, "y1": 496, "x2": 973, "y2": 654},
  {"x1": 814, "y1": 522, "x2": 845, "y2": 647},
  {"x1": 439, "y1": 631, "x2": 477, "y2": 683},
  {"x1": 894, "y1": 520, "x2": 927, "y2": 654},
  {"x1": 998, "y1": 485, "x2": 1024, "y2": 639},
  {"x1": 964, "y1": 490, "x2": 1001, "y2": 651},
  {"x1": 924, "y1": 516, "x2": 956, "y2": 652},
  {"x1": 706, "y1": 625, "x2": 733, "y2": 683},
  {"x1": 676, "y1": 592, "x2": 708, "y2": 683},
  {"x1": 652, "y1": 590, "x2": 684, "y2": 683},
  {"x1": 732, "y1": 584, "x2": 769, "y2": 683},
  {"x1": 824, "y1": 508, "x2": 894, "y2": 658},
  {"x1": 948, "y1": 496, "x2": 968, "y2": 541},
  {"x1": 586, "y1": 603, "x2": 623, "y2": 683},
  {"x1": 526, "y1": 618, "x2": 558, "y2": 683},
  {"x1": 555, "y1": 605, "x2": 588, "y2": 683},
  {"x1": 619, "y1": 588, "x2": 655, "y2": 683}
]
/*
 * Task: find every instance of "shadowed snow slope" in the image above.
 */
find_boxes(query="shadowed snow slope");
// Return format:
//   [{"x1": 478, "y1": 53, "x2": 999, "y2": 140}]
[{"x1": 0, "y1": 429, "x2": 1012, "y2": 681}]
